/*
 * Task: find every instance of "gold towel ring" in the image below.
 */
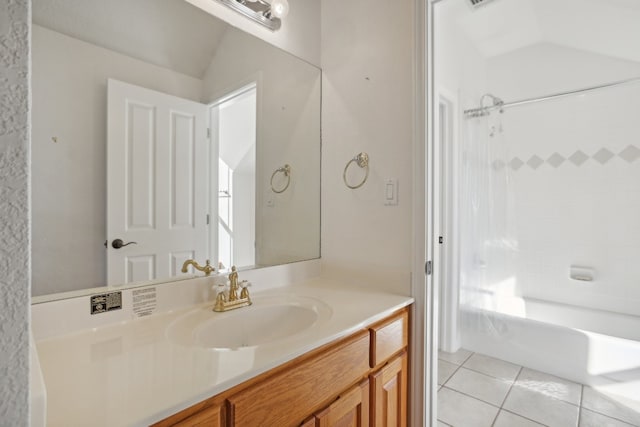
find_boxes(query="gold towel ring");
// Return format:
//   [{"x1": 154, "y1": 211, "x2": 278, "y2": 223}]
[
  {"x1": 343, "y1": 152, "x2": 369, "y2": 189},
  {"x1": 270, "y1": 164, "x2": 291, "y2": 193}
]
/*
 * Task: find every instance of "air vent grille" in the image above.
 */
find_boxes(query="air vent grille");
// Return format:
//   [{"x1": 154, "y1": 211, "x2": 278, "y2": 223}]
[{"x1": 469, "y1": 0, "x2": 496, "y2": 8}]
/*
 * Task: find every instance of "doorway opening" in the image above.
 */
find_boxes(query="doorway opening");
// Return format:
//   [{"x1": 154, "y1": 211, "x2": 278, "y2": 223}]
[{"x1": 209, "y1": 83, "x2": 257, "y2": 270}]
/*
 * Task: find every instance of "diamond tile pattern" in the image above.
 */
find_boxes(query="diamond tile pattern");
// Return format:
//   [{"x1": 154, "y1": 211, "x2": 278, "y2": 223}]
[
  {"x1": 492, "y1": 159, "x2": 506, "y2": 171},
  {"x1": 568, "y1": 150, "x2": 589, "y2": 166},
  {"x1": 510, "y1": 157, "x2": 524, "y2": 171},
  {"x1": 546, "y1": 153, "x2": 565, "y2": 168},
  {"x1": 509, "y1": 144, "x2": 640, "y2": 171},
  {"x1": 526, "y1": 155, "x2": 544, "y2": 170},
  {"x1": 592, "y1": 148, "x2": 615, "y2": 165},
  {"x1": 619, "y1": 145, "x2": 640, "y2": 163}
]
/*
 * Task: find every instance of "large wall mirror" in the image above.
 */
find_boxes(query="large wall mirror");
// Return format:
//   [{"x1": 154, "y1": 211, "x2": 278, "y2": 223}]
[{"x1": 31, "y1": 0, "x2": 321, "y2": 299}]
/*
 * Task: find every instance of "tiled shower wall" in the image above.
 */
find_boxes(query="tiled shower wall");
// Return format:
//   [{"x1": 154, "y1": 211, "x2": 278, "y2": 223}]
[
  {"x1": 0, "y1": 0, "x2": 30, "y2": 424},
  {"x1": 488, "y1": 44, "x2": 640, "y2": 316}
]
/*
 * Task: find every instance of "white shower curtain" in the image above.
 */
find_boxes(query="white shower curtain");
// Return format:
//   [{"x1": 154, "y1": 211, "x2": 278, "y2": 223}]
[{"x1": 459, "y1": 111, "x2": 519, "y2": 333}]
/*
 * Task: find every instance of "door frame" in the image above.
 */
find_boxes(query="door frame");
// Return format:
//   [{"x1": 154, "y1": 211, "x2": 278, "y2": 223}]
[
  {"x1": 410, "y1": 0, "x2": 440, "y2": 425},
  {"x1": 208, "y1": 80, "x2": 260, "y2": 270},
  {"x1": 436, "y1": 89, "x2": 460, "y2": 353},
  {"x1": 409, "y1": 0, "x2": 430, "y2": 425}
]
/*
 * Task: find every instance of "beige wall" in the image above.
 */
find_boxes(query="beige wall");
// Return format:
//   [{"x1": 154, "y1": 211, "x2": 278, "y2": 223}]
[{"x1": 320, "y1": 0, "x2": 415, "y2": 294}]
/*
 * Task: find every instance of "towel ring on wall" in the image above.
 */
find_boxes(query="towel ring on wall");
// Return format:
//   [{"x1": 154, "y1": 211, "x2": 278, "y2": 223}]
[
  {"x1": 270, "y1": 164, "x2": 292, "y2": 193},
  {"x1": 343, "y1": 152, "x2": 369, "y2": 189}
]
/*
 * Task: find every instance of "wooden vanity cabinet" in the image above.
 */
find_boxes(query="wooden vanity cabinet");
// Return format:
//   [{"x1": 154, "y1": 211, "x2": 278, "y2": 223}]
[
  {"x1": 226, "y1": 330, "x2": 371, "y2": 426},
  {"x1": 154, "y1": 307, "x2": 410, "y2": 427}
]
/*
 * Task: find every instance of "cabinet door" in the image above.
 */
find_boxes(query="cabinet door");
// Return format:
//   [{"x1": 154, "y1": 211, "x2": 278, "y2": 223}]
[
  {"x1": 315, "y1": 380, "x2": 369, "y2": 427},
  {"x1": 370, "y1": 352, "x2": 407, "y2": 427}
]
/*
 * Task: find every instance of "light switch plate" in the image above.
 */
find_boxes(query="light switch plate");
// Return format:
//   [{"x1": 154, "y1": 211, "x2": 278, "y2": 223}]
[{"x1": 384, "y1": 179, "x2": 398, "y2": 206}]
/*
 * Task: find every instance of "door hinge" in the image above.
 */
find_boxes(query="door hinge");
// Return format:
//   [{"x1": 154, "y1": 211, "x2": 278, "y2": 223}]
[
  {"x1": 207, "y1": 128, "x2": 211, "y2": 139},
  {"x1": 439, "y1": 236, "x2": 444, "y2": 244},
  {"x1": 206, "y1": 214, "x2": 210, "y2": 225},
  {"x1": 425, "y1": 260, "x2": 433, "y2": 276}
]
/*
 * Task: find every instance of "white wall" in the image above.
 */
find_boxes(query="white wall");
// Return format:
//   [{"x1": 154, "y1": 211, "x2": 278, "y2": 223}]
[
  {"x1": 320, "y1": 0, "x2": 414, "y2": 294},
  {"x1": 0, "y1": 0, "x2": 30, "y2": 424},
  {"x1": 434, "y1": 0, "x2": 488, "y2": 113},
  {"x1": 31, "y1": 25, "x2": 203, "y2": 296},
  {"x1": 233, "y1": 150, "x2": 256, "y2": 267},
  {"x1": 487, "y1": 43, "x2": 640, "y2": 316},
  {"x1": 185, "y1": 0, "x2": 321, "y2": 67},
  {"x1": 203, "y1": 27, "x2": 321, "y2": 267}
]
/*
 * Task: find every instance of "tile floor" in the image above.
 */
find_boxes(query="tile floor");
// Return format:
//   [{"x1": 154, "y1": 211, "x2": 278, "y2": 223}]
[{"x1": 437, "y1": 349, "x2": 640, "y2": 427}]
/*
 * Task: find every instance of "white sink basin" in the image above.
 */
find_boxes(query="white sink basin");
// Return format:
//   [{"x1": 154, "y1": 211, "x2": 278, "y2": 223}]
[{"x1": 166, "y1": 295, "x2": 332, "y2": 350}]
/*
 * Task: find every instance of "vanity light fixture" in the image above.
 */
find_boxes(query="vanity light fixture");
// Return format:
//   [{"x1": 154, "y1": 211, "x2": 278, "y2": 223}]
[{"x1": 214, "y1": 0, "x2": 289, "y2": 31}]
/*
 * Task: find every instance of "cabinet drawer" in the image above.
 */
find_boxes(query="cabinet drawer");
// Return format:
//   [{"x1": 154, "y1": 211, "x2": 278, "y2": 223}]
[
  {"x1": 227, "y1": 330, "x2": 370, "y2": 427},
  {"x1": 369, "y1": 309, "x2": 408, "y2": 368},
  {"x1": 172, "y1": 404, "x2": 222, "y2": 427}
]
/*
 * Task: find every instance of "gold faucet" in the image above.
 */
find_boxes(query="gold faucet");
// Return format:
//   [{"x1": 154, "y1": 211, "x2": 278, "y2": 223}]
[
  {"x1": 213, "y1": 266, "x2": 252, "y2": 312},
  {"x1": 181, "y1": 259, "x2": 215, "y2": 276}
]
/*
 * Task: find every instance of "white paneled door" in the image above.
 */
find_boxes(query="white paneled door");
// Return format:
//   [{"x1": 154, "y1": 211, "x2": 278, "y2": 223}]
[{"x1": 107, "y1": 79, "x2": 209, "y2": 286}]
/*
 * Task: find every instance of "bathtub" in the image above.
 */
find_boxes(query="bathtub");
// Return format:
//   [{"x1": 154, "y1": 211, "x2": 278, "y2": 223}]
[{"x1": 460, "y1": 296, "x2": 640, "y2": 403}]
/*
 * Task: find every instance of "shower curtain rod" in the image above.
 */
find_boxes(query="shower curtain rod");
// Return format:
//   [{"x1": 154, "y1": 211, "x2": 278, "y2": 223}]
[{"x1": 463, "y1": 76, "x2": 640, "y2": 117}]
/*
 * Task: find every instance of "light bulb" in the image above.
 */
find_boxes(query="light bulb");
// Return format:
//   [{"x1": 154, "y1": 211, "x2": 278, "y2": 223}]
[{"x1": 270, "y1": 0, "x2": 289, "y2": 18}]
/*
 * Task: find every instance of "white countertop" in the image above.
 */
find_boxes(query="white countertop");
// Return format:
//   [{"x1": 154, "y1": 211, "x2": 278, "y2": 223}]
[{"x1": 35, "y1": 279, "x2": 413, "y2": 427}]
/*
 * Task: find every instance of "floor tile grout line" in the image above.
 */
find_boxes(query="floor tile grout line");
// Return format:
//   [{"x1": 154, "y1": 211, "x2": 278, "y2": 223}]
[
  {"x1": 489, "y1": 409, "x2": 499, "y2": 427},
  {"x1": 577, "y1": 385, "x2": 583, "y2": 427},
  {"x1": 438, "y1": 351, "x2": 474, "y2": 387},
  {"x1": 501, "y1": 366, "x2": 584, "y2": 427},
  {"x1": 443, "y1": 363, "x2": 518, "y2": 410},
  {"x1": 443, "y1": 374, "x2": 512, "y2": 409},
  {"x1": 498, "y1": 366, "x2": 583, "y2": 408},
  {"x1": 579, "y1": 384, "x2": 584, "y2": 408},
  {"x1": 500, "y1": 408, "x2": 552, "y2": 427},
  {"x1": 437, "y1": 349, "x2": 474, "y2": 368},
  {"x1": 460, "y1": 350, "x2": 475, "y2": 365},
  {"x1": 491, "y1": 366, "x2": 582, "y2": 427},
  {"x1": 438, "y1": 362, "x2": 462, "y2": 386},
  {"x1": 456, "y1": 365, "x2": 520, "y2": 385},
  {"x1": 581, "y1": 407, "x2": 640, "y2": 427},
  {"x1": 499, "y1": 366, "x2": 523, "y2": 409},
  {"x1": 440, "y1": 385, "x2": 502, "y2": 411},
  {"x1": 580, "y1": 385, "x2": 640, "y2": 425}
]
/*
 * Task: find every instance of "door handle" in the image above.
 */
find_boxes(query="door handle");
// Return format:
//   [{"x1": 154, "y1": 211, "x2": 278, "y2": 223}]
[{"x1": 111, "y1": 239, "x2": 137, "y2": 249}]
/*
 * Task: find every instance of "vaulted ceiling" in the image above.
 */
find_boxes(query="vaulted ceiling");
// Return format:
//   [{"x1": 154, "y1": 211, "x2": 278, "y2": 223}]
[{"x1": 449, "y1": 0, "x2": 640, "y2": 63}]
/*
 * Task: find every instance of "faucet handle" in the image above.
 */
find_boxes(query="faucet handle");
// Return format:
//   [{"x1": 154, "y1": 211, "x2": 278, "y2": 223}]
[
  {"x1": 212, "y1": 284, "x2": 227, "y2": 312},
  {"x1": 214, "y1": 284, "x2": 226, "y2": 303},
  {"x1": 240, "y1": 280, "x2": 251, "y2": 299}
]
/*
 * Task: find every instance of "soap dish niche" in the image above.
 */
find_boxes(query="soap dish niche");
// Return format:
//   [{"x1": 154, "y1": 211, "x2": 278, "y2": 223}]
[{"x1": 569, "y1": 266, "x2": 596, "y2": 283}]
